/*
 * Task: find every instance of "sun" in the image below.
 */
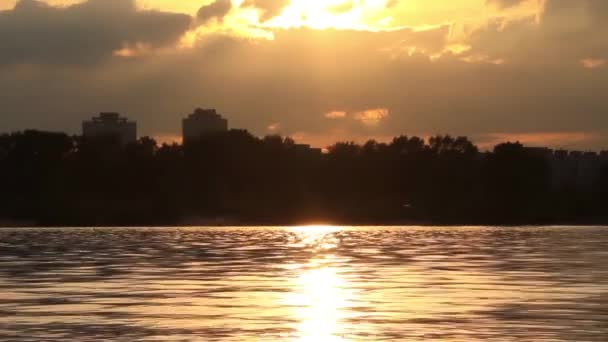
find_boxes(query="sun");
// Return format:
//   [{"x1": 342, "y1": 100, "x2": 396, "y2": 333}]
[
  {"x1": 264, "y1": 0, "x2": 395, "y2": 31},
  {"x1": 266, "y1": 0, "x2": 362, "y2": 30}
]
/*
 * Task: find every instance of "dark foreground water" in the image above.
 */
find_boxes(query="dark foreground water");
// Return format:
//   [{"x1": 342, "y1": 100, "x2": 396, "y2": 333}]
[{"x1": 0, "y1": 226, "x2": 607, "y2": 341}]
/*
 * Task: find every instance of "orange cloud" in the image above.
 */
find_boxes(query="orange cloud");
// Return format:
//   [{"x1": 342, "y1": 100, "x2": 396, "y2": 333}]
[
  {"x1": 581, "y1": 58, "x2": 607, "y2": 69},
  {"x1": 354, "y1": 108, "x2": 389, "y2": 126},
  {"x1": 325, "y1": 110, "x2": 347, "y2": 119},
  {"x1": 113, "y1": 43, "x2": 152, "y2": 58},
  {"x1": 267, "y1": 122, "x2": 281, "y2": 132}
]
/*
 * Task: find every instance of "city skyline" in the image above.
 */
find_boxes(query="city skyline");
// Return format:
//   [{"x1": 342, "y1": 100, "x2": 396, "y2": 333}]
[
  {"x1": 0, "y1": 0, "x2": 607, "y2": 151},
  {"x1": 3, "y1": 106, "x2": 608, "y2": 152}
]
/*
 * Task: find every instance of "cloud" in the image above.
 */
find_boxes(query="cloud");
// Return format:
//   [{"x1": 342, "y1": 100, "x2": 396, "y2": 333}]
[
  {"x1": 112, "y1": 42, "x2": 152, "y2": 58},
  {"x1": 467, "y1": 0, "x2": 608, "y2": 66},
  {"x1": 197, "y1": 0, "x2": 232, "y2": 24},
  {"x1": 1, "y1": 0, "x2": 608, "y2": 150},
  {"x1": 325, "y1": 111, "x2": 347, "y2": 119},
  {"x1": 581, "y1": 58, "x2": 607, "y2": 69},
  {"x1": 355, "y1": 108, "x2": 389, "y2": 126},
  {"x1": 267, "y1": 122, "x2": 281, "y2": 132},
  {"x1": 0, "y1": 0, "x2": 191, "y2": 65}
]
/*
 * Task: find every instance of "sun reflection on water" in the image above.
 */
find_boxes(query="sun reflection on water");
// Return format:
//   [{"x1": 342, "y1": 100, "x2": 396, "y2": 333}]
[
  {"x1": 285, "y1": 225, "x2": 355, "y2": 341},
  {"x1": 2, "y1": 227, "x2": 608, "y2": 341},
  {"x1": 289, "y1": 225, "x2": 340, "y2": 250}
]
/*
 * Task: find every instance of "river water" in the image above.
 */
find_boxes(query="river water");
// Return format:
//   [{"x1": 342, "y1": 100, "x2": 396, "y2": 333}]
[{"x1": 0, "y1": 226, "x2": 607, "y2": 341}]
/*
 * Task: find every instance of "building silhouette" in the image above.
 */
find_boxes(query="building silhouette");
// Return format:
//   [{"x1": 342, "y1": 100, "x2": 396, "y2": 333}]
[
  {"x1": 523, "y1": 147, "x2": 608, "y2": 191},
  {"x1": 82, "y1": 112, "x2": 137, "y2": 145},
  {"x1": 182, "y1": 108, "x2": 228, "y2": 143},
  {"x1": 294, "y1": 143, "x2": 323, "y2": 156}
]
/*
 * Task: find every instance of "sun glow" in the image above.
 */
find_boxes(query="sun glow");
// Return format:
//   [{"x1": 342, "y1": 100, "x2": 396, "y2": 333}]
[
  {"x1": 289, "y1": 225, "x2": 340, "y2": 250},
  {"x1": 264, "y1": 0, "x2": 395, "y2": 30},
  {"x1": 291, "y1": 224, "x2": 339, "y2": 234}
]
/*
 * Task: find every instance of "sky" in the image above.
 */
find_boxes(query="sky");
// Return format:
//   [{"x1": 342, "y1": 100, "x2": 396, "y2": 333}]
[{"x1": 0, "y1": 0, "x2": 607, "y2": 149}]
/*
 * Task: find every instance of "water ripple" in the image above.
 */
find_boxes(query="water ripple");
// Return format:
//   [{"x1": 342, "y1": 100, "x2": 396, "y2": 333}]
[{"x1": 0, "y1": 226, "x2": 607, "y2": 341}]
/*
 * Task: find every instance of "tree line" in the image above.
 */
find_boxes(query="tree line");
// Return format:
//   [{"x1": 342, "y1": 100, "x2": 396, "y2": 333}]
[{"x1": 1, "y1": 129, "x2": 607, "y2": 226}]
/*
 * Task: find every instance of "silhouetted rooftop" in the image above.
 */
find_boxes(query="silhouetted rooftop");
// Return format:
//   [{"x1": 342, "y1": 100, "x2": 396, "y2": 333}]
[
  {"x1": 88, "y1": 112, "x2": 132, "y2": 124},
  {"x1": 188, "y1": 108, "x2": 221, "y2": 119}
]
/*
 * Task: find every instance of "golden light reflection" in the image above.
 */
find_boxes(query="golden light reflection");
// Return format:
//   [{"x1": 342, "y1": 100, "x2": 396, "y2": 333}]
[
  {"x1": 289, "y1": 225, "x2": 340, "y2": 250},
  {"x1": 285, "y1": 225, "x2": 356, "y2": 341},
  {"x1": 287, "y1": 266, "x2": 351, "y2": 341}
]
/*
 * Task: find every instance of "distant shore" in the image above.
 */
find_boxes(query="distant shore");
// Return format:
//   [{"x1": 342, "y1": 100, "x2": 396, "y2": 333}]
[
  {"x1": 2, "y1": 131, "x2": 607, "y2": 228},
  {"x1": 2, "y1": 218, "x2": 607, "y2": 228}
]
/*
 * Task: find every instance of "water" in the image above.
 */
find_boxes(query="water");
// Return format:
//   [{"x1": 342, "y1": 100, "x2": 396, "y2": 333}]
[{"x1": 0, "y1": 226, "x2": 607, "y2": 341}]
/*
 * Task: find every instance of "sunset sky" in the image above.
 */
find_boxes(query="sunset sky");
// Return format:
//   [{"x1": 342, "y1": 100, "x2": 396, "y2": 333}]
[{"x1": 0, "y1": 0, "x2": 606, "y2": 149}]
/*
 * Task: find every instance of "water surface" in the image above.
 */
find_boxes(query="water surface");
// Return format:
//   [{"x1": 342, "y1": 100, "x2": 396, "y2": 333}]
[{"x1": 1, "y1": 226, "x2": 607, "y2": 341}]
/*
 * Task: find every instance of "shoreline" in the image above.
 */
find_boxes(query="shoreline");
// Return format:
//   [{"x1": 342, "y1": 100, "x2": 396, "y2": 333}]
[{"x1": 2, "y1": 221, "x2": 608, "y2": 228}]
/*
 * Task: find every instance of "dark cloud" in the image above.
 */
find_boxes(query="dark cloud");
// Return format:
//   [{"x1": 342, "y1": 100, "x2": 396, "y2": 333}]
[
  {"x1": 197, "y1": 0, "x2": 232, "y2": 24},
  {"x1": 469, "y1": 0, "x2": 608, "y2": 64},
  {"x1": 0, "y1": 0, "x2": 191, "y2": 65},
  {"x1": 544, "y1": 0, "x2": 608, "y2": 27},
  {"x1": 0, "y1": 26, "x2": 453, "y2": 136}
]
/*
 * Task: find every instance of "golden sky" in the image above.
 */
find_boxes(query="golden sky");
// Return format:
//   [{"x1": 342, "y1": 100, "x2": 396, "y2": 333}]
[
  {"x1": 1, "y1": 0, "x2": 544, "y2": 31},
  {"x1": 0, "y1": 0, "x2": 607, "y2": 150}
]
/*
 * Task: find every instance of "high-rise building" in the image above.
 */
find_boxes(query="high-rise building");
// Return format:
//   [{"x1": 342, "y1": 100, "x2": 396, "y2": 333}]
[
  {"x1": 82, "y1": 112, "x2": 137, "y2": 145},
  {"x1": 182, "y1": 108, "x2": 228, "y2": 143}
]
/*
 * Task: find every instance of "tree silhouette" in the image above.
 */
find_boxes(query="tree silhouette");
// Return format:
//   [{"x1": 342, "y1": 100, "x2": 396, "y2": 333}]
[{"x1": 0, "y1": 130, "x2": 606, "y2": 226}]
